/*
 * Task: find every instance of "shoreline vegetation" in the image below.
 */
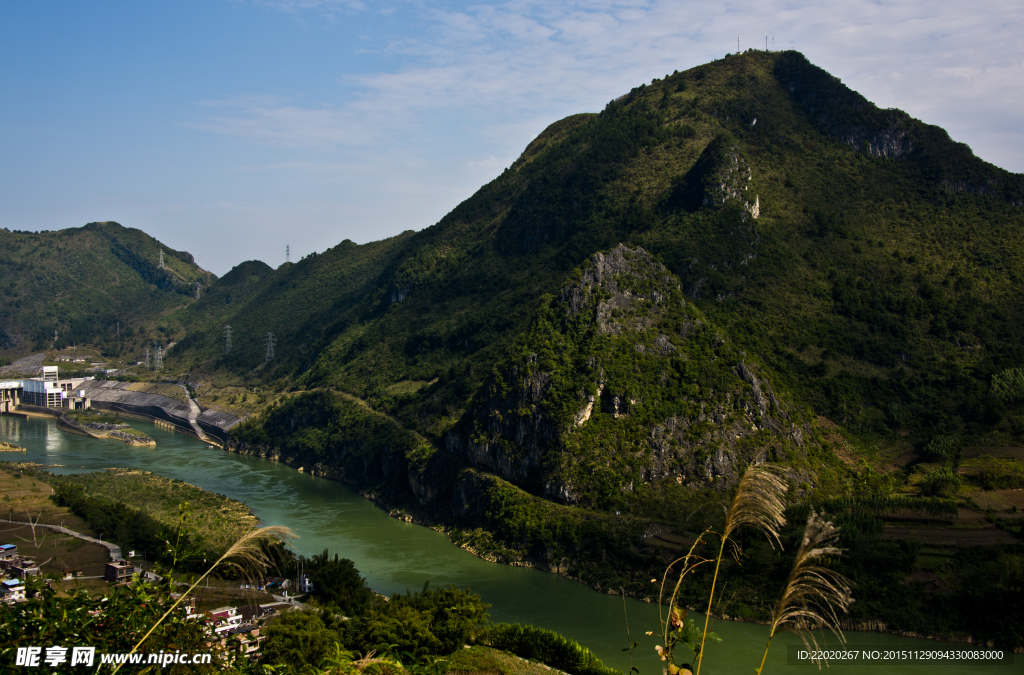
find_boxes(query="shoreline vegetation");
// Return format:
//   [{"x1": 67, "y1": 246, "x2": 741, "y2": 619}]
[
  {"x1": 3, "y1": 462, "x2": 257, "y2": 560},
  {"x1": 226, "y1": 389, "x2": 1023, "y2": 650},
  {"x1": 0, "y1": 461, "x2": 629, "y2": 675},
  {"x1": 234, "y1": 442, "x2": 1021, "y2": 651},
  {"x1": 58, "y1": 410, "x2": 155, "y2": 447}
]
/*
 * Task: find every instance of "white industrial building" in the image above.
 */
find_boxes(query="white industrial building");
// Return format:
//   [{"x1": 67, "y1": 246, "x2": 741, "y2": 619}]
[{"x1": 0, "y1": 366, "x2": 91, "y2": 412}]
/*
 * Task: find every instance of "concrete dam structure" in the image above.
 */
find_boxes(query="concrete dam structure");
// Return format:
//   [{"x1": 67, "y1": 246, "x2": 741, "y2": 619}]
[{"x1": 75, "y1": 380, "x2": 241, "y2": 445}]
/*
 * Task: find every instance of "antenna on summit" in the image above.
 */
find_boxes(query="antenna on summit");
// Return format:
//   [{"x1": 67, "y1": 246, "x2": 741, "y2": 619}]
[
  {"x1": 737, "y1": 35, "x2": 740, "y2": 54},
  {"x1": 766, "y1": 34, "x2": 768, "y2": 51}
]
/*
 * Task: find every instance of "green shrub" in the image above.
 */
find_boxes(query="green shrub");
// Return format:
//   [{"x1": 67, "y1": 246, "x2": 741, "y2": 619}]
[
  {"x1": 920, "y1": 467, "x2": 962, "y2": 498},
  {"x1": 388, "y1": 584, "x2": 490, "y2": 654},
  {"x1": 263, "y1": 609, "x2": 347, "y2": 668},
  {"x1": 923, "y1": 434, "x2": 963, "y2": 462},
  {"x1": 475, "y1": 623, "x2": 619, "y2": 675},
  {"x1": 992, "y1": 368, "x2": 1024, "y2": 405},
  {"x1": 303, "y1": 550, "x2": 375, "y2": 616}
]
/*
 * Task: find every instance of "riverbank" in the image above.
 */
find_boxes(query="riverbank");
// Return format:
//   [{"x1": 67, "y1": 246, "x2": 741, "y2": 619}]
[
  {"x1": 0, "y1": 440, "x2": 25, "y2": 452},
  {"x1": 316, "y1": 458, "x2": 1001, "y2": 649},
  {"x1": 59, "y1": 410, "x2": 155, "y2": 446},
  {"x1": 76, "y1": 379, "x2": 240, "y2": 446},
  {"x1": 5, "y1": 462, "x2": 259, "y2": 559},
  {"x1": 224, "y1": 394, "x2": 1024, "y2": 651},
  {"x1": 6, "y1": 413, "x2": 1021, "y2": 673}
]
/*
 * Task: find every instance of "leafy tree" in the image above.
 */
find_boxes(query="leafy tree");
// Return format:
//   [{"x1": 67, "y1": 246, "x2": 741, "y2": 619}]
[
  {"x1": 305, "y1": 550, "x2": 375, "y2": 616},
  {"x1": 349, "y1": 604, "x2": 442, "y2": 659},
  {"x1": 261, "y1": 609, "x2": 346, "y2": 669},
  {"x1": 993, "y1": 367, "x2": 1024, "y2": 406},
  {"x1": 387, "y1": 584, "x2": 490, "y2": 654}
]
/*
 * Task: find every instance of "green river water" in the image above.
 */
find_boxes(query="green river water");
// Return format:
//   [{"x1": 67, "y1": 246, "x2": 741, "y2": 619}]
[{"x1": 0, "y1": 414, "x2": 1016, "y2": 674}]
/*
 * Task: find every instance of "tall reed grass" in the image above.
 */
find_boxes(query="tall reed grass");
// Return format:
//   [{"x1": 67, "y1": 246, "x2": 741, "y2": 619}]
[{"x1": 650, "y1": 463, "x2": 853, "y2": 675}]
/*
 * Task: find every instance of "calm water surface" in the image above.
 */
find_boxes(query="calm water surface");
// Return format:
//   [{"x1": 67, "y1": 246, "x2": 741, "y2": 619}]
[{"x1": 1, "y1": 414, "x2": 1014, "y2": 674}]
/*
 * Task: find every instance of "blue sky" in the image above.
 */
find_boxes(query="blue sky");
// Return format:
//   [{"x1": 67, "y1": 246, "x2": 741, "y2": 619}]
[{"x1": 2, "y1": 1, "x2": 1021, "y2": 276}]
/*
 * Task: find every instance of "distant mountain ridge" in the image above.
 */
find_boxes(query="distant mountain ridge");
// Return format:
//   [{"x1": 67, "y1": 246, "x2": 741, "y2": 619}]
[{"x1": 0, "y1": 221, "x2": 214, "y2": 353}]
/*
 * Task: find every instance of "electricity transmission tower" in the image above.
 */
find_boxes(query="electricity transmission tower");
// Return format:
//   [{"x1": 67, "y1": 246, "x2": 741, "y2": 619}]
[
  {"x1": 224, "y1": 325, "x2": 232, "y2": 354},
  {"x1": 145, "y1": 348, "x2": 151, "y2": 370},
  {"x1": 285, "y1": 245, "x2": 290, "y2": 263},
  {"x1": 158, "y1": 249, "x2": 165, "y2": 270},
  {"x1": 264, "y1": 332, "x2": 276, "y2": 364},
  {"x1": 195, "y1": 282, "x2": 201, "y2": 300},
  {"x1": 153, "y1": 343, "x2": 164, "y2": 371}
]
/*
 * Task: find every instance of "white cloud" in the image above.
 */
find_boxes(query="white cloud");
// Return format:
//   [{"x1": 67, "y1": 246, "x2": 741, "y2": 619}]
[
  {"x1": 185, "y1": 98, "x2": 377, "y2": 149},
  {"x1": 199, "y1": 1, "x2": 1023, "y2": 171}
]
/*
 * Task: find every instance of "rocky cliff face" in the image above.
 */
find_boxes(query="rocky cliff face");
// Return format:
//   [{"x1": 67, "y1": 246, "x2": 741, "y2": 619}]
[
  {"x1": 445, "y1": 244, "x2": 808, "y2": 508},
  {"x1": 697, "y1": 137, "x2": 761, "y2": 218}
]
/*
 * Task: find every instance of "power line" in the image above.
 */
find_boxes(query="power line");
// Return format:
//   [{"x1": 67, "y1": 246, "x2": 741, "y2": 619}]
[{"x1": 264, "y1": 332, "x2": 276, "y2": 364}]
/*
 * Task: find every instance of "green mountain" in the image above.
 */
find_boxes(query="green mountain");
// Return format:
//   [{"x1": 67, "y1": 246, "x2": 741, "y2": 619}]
[
  {"x1": 178, "y1": 50, "x2": 1023, "y2": 451},
  {"x1": 0, "y1": 221, "x2": 215, "y2": 354}
]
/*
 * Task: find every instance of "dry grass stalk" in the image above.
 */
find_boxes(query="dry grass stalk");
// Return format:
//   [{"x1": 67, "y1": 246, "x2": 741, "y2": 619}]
[
  {"x1": 695, "y1": 464, "x2": 788, "y2": 675},
  {"x1": 755, "y1": 510, "x2": 853, "y2": 675},
  {"x1": 657, "y1": 527, "x2": 713, "y2": 639},
  {"x1": 651, "y1": 529, "x2": 714, "y2": 674},
  {"x1": 105, "y1": 524, "x2": 295, "y2": 675}
]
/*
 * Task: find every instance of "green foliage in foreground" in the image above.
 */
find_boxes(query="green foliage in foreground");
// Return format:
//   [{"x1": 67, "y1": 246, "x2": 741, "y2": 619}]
[
  {"x1": 303, "y1": 550, "x2": 376, "y2": 616},
  {"x1": 475, "y1": 623, "x2": 619, "y2": 675},
  {"x1": 0, "y1": 576, "x2": 241, "y2": 674},
  {"x1": 265, "y1": 579, "x2": 491, "y2": 666}
]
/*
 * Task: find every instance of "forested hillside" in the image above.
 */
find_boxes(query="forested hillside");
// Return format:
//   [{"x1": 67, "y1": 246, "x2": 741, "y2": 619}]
[
  {"x1": 175, "y1": 50, "x2": 1023, "y2": 451},
  {"x1": 0, "y1": 221, "x2": 214, "y2": 353}
]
